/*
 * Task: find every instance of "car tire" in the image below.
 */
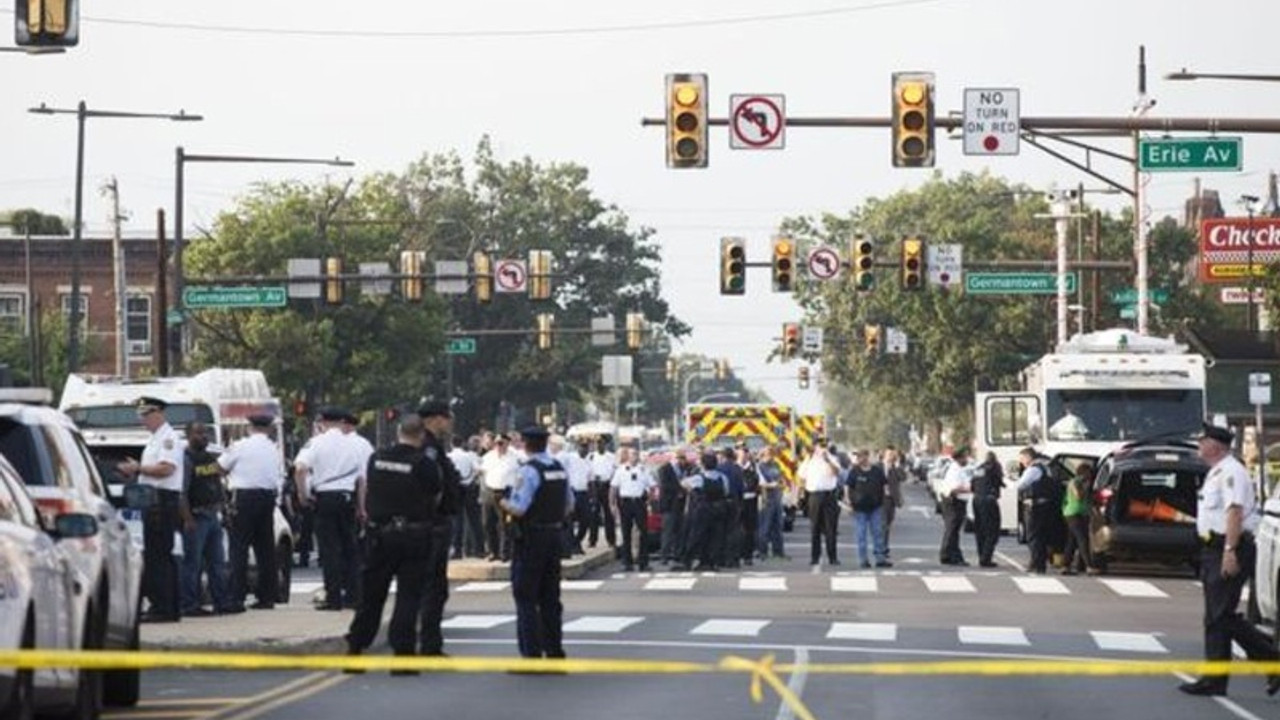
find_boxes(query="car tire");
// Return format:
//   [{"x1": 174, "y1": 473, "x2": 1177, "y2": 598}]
[
  {"x1": 1016, "y1": 510, "x2": 1028, "y2": 545},
  {"x1": 274, "y1": 541, "x2": 293, "y2": 605},
  {"x1": 102, "y1": 603, "x2": 140, "y2": 707},
  {"x1": 4, "y1": 608, "x2": 35, "y2": 720}
]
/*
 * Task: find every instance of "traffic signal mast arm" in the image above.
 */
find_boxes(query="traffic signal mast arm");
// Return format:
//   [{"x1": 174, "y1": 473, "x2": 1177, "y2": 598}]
[{"x1": 642, "y1": 114, "x2": 1280, "y2": 133}]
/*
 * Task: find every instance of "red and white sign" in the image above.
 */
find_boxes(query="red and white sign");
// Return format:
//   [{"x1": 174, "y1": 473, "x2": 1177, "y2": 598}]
[
  {"x1": 1220, "y1": 287, "x2": 1267, "y2": 304},
  {"x1": 494, "y1": 259, "x2": 527, "y2": 293},
  {"x1": 729, "y1": 94, "x2": 785, "y2": 150},
  {"x1": 806, "y1": 247, "x2": 841, "y2": 280},
  {"x1": 1199, "y1": 217, "x2": 1280, "y2": 283}
]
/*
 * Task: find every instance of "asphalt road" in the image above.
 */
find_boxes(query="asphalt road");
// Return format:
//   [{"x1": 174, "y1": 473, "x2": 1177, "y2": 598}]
[{"x1": 106, "y1": 481, "x2": 1280, "y2": 720}]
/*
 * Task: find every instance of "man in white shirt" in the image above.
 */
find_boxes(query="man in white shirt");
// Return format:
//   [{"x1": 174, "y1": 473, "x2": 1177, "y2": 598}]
[
  {"x1": 800, "y1": 438, "x2": 842, "y2": 567},
  {"x1": 939, "y1": 447, "x2": 973, "y2": 566},
  {"x1": 220, "y1": 413, "x2": 285, "y2": 610},
  {"x1": 480, "y1": 435, "x2": 519, "y2": 561},
  {"x1": 588, "y1": 439, "x2": 619, "y2": 550},
  {"x1": 554, "y1": 436, "x2": 593, "y2": 556},
  {"x1": 610, "y1": 447, "x2": 655, "y2": 571},
  {"x1": 294, "y1": 407, "x2": 366, "y2": 610},
  {"x1": 448, "y1": 435, "x2": 484, "y2": 559}
]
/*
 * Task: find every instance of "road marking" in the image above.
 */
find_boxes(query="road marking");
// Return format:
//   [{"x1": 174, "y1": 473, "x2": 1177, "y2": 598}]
[
  {"x1": 455, "y1": 581, "x2": 511, "y2": 593},
  {"x1": 1099, "y1": 579, "x2": 1168, "y2": 598},
  {"x1": 104, "y1": 711, "x2": 207, "y2": 719},
  {"x1": 562, "y1": 615, "x2": 644, "y2": 633},
  {"x1": 923, "y1": 576, "x2": 975, "y2": 593},
  {"x1": 1012, "y1": 577, "x2": 1070, "y2": 595},
  {"x1": 1090, "y1": 631, "x2": 1168, "y2": 654},
  {"x1": 644, "y1": 578, "x2": 697, "y2": 591},
  {"x1": 826, "y1": 623, "x2": 897, "y2": 642},
  {"x1": 830, "y1": 577, "x2": 877, "y2": 593},
  {"x1": 291, "y1": 581, "x2": 323, "y2": 594},
  {"x1": 958, "y1": 626, "x2": 1030, "y2": 646},
  {"x1": 441, "y1": 614, "x2": 516, "y2": 629},
  {"x1": 135, "y1": 699, "x2": 247, "y2": 707},
  {"x1": 994, "y1": 550, "x2": 1027, "y2": 572},
  {"x1": 1232, "y1": 642, "x2": 1246, "y2": 659},
  {"x1": 775, "y1": 647, "x2": 809, "y2": 720},
  {"x1": 740, "y1": 577, "x2": 787, "y2": 592},
  {"x1": 202, "y1": 672, "x2": 347, "y2": 720},
  {"x1": 909, "y1": 506, "x2": 932, "y2": 519},
  {"x1": 690, "y1": 619, "x2": 771, "y2": 637},
  {"x1": 901, "y1": 557, "x2": 926, "y2": 564},
  {"x1": 1173, "y1": 671, "x2": 1268, "y2": 720},
  {"x1": 561, "y1": 580, "x2": 604, "y2": 591}
]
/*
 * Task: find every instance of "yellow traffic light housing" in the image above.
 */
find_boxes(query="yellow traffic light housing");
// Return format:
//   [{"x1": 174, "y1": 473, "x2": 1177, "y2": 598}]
[
  {"x1": 536, "y1": 313, "x2": 554, "y2": 351},
  {"x1": 625, "y1": 312, "x2": 645, "y2": 351},
  {"x1": 720, "y1": 237, "x2": 746, "y2": 296},
  {"x1": 665, "y1": 358, "x2": 677, "y2": 382},
  {"x1": 852, "y1": 235, "x2": 875, "y2": 292},
  {"x1": 399, "y1": 250, "x2": 424, "y2": 301},
  {"x1": 324, "y1": 257, "x2": 344, "y2": 305},
  {"x1": 901, "y1": 236, "x2": 924, "y2": 291},
  {"x1": 666, "y1": 73, "x2": 708, "y2": 169},
  {"x1": 473, "y1": 251, "x2": 493, "y2": 303},
  {"x1": 772, "y1": 237, "x2": 794, "y2": 293},
  {"x1": 714, "y1": 359, "x2": 729, "y2": 381},
  {"x1": 16, "y1": 0, "x2": 79, "y2": 47},
  {"x1": 798, "y1": 366, "x2": 810, "y2": 390},
  {"x1": 864, "y1": 324, "x2": 883, "y2": 357},
  {"x1": 529, "y1": 250, "x2": 553, "y2": 301},
  {"x1": 892, "y1": 72, "x2": 935, "y2": 168},
  {"x1": 782, "y1": 322, "x2": 800, "y2": 361}
]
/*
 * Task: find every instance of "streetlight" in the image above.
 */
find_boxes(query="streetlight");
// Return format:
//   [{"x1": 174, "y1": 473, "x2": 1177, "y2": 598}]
[
  {"x1": 28, "y1": 102, "x2": 203, "y2": 373},
  {"x1": 171, "y1": 149, "x2": 355, "y2": 372},
  {"x1": 1241, "y1": 194, "x2": 1261, "y2": 333},
  {"x1": 1165, "y1": 69, "x2": 1280, "y2": 83}
]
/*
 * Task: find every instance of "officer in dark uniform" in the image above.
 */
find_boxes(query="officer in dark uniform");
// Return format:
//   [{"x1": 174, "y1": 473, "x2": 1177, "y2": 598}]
[
  {"x1": 500, "y1": 426, "x2": 574, "y2": 661},
  {"x1": 417, "y1": 401, "x2": 461, "y2": 657},
  {"x1": 1015, "y1": 447, "x2": 1056, "y2": 574},
  {"x1": 676, "y1": 454, "x2": 730, "y2": 572},
  {"x1": 346, "y1": 415, "x2": 443, "y2": 671},
  {"x1": 971, "y1": 451, "x2": 1005, "y2": 568}
]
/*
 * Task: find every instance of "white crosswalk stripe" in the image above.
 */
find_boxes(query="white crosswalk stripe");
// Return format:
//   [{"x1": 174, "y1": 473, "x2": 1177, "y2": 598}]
[
  {"x1": 826, "y1": 623, "x2": 897, "y2": 641},
  {"x1": 923, "y1": 576, "x2": 976, "y2": 593},
  {"x1": 561, "y1": 580, "x2": 604, "y2": 591},
  {"x1": 831, "y1": 577, "x2": 878, "y2": 593},
  {"x1": 1090, "y1": 631, "x2": 1168, "y2": 654},
  {"x1": 1012, "y1": 577, "x2": 1070, "y2": 595},
  {"x1": 690, "y1": 619, "x2": 771, "y2": 637},
  {"x1": 739, "y1": 577, "x2": 787, "y2": 592},
  {"x1": 455, "y1": 581, "x2": 511, "y2": 593},
  {"x1": 1099, "y1": 579, "x2": 1168, "y2": 598},
  {"x1": 562, "y1": 616, "x2": 645, "y2": 633},
  {"x1": 958, "y1": 626, "x2": 1030, "y2": 646},
  {"x1": 644, "y1": 578, "x2": 697, "y2": 591},
  {"x1": 441, "y1": 614, "x2": 516, "y2": 630}
]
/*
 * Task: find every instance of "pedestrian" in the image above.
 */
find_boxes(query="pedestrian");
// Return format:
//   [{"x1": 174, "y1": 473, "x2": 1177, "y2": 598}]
[
  {"x1": 880, "y1": 446, "x2": 906, "y2": 557},
  {"x1": 737, "y1": 445, "x2": 760, "y2": 567},
  {"x1": 448, "y1": 435, "x2": 483, "y2": 559},
  {"x1": 180, "y1": 422, "x2": 233, "y2": 616},
  {"x1": 938, "y1": 446, "x2": 972, "y2": 566},
  {"x1": 971, "y1": 451, "x2": 1005, "y2": 568},
  {"x1": 610, "y1": 447, "x2": 654, "y2": 572},
  {"x1": 1015, "y1": 447, "x2": 1057, "y2": 574},
  {"x1": 1178, "y1": 423, "x2": 1280, "y2": 697},
  {"x1": 1061, "y1": 462, "x2": 1096, "y2": 575},
  {"x1": 294, "y1": 407, "x2": 365, "y2": 610},
  {"x1": 656, "y1": 447, "x2": 688, "y2": 565},
  {"x1": 846, "y1": 448, "x2": 891, "y2": 568},
  {"x1": 675, "y1": 453, "x2": 731, "y2": 571},
  {"x1": 480, "y1": 435, "x2": 519, "y2": 561},
  {"x1": 800, "y1": 437, "x2": 841, "y2": 567},
  {"x1": 500, "y1": 426, "x2": 575, "y2": 663},
  {"x1": 755, "y1": 446, "x2": 787, "y2": 560},
  {"x1": 718, "y1": 447, "x2": 746, "y2": 569},
  {"x1": 118, "y1": 396, "x2": 185, "y2": 623},
  {"x1": 345, "y1": 415, "x2": 443, "y2": 673},
  {"x1": 559, "y1": 439, "x2": 592, "y2": 556},
  {"x1": 416, "y1": 401, "x2": 461, "y2": 657},
  {"x1": 218, "y1": 413, "x2": 285, "y2": 611},
  {"x1": 587, "y1": 439, "x2": 618, "y2": 551}
]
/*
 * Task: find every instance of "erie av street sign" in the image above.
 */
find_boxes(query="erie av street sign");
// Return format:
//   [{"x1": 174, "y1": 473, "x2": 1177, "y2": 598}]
[
  {"x1": 964, "y1": 272, "x2": 1077, "y2": 295},
  {"x1": 445, "y1": 338, "x2": 477, "y2": 355},
  {"x1": 1138, "y1": 137, "x2": 1242, "y2": 172},
  {"x1": 183, "y1": 286, "x2": 287, "y2": 309}
]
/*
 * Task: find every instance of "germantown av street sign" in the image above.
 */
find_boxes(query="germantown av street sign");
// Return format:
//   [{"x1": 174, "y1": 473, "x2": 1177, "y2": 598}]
[{"x1": 183, "y1": 286, "x2": 287, "y2": 309}]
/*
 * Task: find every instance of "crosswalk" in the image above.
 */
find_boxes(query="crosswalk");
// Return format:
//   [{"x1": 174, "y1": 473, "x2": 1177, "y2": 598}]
[{"x1": 439, "y1": 613, "x2": 1181, "y2": 654}]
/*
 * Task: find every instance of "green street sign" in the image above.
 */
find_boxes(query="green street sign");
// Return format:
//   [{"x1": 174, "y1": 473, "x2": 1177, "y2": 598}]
[
  {"x1": 1119, "y1": 304, "x2": 1137, "y2": 320},
  {"x1": 446, "y1": 338, "x2": 477, "y2": 355},
  {"x1": 965, "y1": 272, "x2": 1077, "y2": 295},
  {"x1": 1137, "y1": 137, "x2": 1242, "y2": 172},
  {"x1": 165, "y1": 309, "x2": 184, "y2": 326},
  {"x1": 183, "y1": 286, "x2": 287, "y2": 309},
  {"x1": 1110, "y1": 287, "x2": 1169, "y2": 305}
]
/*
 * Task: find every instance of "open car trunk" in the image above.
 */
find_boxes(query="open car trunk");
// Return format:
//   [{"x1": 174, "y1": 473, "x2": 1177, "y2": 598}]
[{"x1": 1114, "y1": 465, "x2": 1199, "y2": 525}]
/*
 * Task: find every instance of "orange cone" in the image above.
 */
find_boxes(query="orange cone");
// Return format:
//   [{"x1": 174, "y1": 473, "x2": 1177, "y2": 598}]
[
  {"x1": 1151, "y1": 499, "x2": 1195, "y2": 524},
  {"x1": 1128, "y1": 498, "x2": 1154, "y2": 520}
]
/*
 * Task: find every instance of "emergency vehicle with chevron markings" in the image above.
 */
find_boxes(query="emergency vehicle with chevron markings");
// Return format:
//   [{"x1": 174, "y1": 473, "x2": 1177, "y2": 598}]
[{"x1": 685, "y1": 403, "x2": 800, "y2": 515}]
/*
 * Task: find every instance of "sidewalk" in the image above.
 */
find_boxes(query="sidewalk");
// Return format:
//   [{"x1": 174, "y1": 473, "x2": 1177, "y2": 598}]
[{"x1": 141, "y1": 545, "x2": 616, "y2": 652}]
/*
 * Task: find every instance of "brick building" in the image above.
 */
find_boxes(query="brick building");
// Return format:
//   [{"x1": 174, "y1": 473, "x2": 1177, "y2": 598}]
[{"x1": 0, "y1": 233, "x2": 166, "y2": 376}]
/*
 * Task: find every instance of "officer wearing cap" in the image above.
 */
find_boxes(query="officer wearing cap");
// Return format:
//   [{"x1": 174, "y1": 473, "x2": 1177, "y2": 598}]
[
  {"x1": 414, "y1": 401, "x2": 462, "y2": 656},
  {"x1": 295, "y1": 406, "x2": 365, "y2": 610},
  {"x1": 117, "y1": 397, "x2": 185, "y2": 622},
  {"x1": 500, "y1": 426, "x2": 574, "y2": 661},
  {"x1": 1179, "y1": 423, "x2": 1280, "y2": 697},
  {"x1": 219, "y1": 413, "x2": 285, "y2": 611}
]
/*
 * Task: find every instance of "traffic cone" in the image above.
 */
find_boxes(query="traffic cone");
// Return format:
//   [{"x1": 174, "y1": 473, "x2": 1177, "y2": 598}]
[
  {"x1": 1151, "y1": 499, "x2": 1195, "y2": 524},
  {"x1": 1128, "y1": 498, "x2": 1154, "y2": 520}
]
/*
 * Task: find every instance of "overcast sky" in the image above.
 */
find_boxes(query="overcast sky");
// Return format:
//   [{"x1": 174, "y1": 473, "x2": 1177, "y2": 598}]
[{"x1": 3, "y1": 0, "x2": 1278, "y2": 416}]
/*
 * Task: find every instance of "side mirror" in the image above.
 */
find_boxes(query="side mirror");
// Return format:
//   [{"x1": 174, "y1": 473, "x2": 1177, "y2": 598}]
[
  {"x1": 53, "y1": 513, "x2": 99, "y2": 539},
  {"x1": 1264, "y1": 498, "x2": 1280, "y2": 519}
]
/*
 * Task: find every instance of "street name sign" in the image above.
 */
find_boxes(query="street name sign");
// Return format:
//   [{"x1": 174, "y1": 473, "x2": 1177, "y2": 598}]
[
  {"x1": 1138, "y1": 137, "x2": 1242, "y2": 172},
  {"x1": 964, "y1": 272, "x2": 1077, "y2": 295},
  {"x1": 1220, "y1": 287, "x2": 1267, "y2": 304},
  {"x1": 729, "y1": 94, "x2": 785, "y2": 150},
  {"x1": 963, "y1": 88, "x2": 1020, "y2": 156},
  {"x1": 445, "y1": 338, "x2": 477, "y2": 355},
  {"x1": 184, "y1": 286, "x2": 287, "y2": 309},
  {"x1": 1110, "y1": 287, "x2": 1169, "y2": 305}
]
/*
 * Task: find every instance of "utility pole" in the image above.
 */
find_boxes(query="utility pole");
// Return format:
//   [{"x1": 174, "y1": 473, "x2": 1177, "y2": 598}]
[
  {"x1": 104, "y1": 177, "x2": 127, "y2": 377},
  {"x1": 1132, "y1": 46, "x2": 1156, "y2": 335}
]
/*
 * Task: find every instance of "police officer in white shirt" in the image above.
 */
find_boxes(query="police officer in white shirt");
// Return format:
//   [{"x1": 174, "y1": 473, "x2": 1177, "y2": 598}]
[
  {"x1": 610, "y1": 447, "x2": 654, "y2": 571},
  {"x1": 480, "y1": 436, "x2": 519, "y2": 561},
  {"x1": 559, "y1": 439, "x2": 593, "y2": 555},
  {"x1": 1178, "y1": 423, "x2": 1280, "y2": 697},
  {"x1": 118, "y1": 396, "x2": 186, "y2": 622},
  {"x1": 588, "y1": 440, "x2": 619, "y2": 550},
  {"x1": 938, "y1": 447, "x2": 973, "y2": 566},
  {"x1": 800, "y1": 438, "x2": 841, "y2": 566},
  {"x1": 448, "y1": 435, "x2": 484, "y2": 559},
  {"x1": 220, "y1": 413, "x2": 285, "y2": 611},
  {"x1": 295, "y1": 407, "x2": 365, "y2": 610}
]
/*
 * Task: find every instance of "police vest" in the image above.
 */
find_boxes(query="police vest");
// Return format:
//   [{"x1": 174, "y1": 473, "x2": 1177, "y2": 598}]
[
  {"x1": 186, "y1": 449, "x2": 224, "y2": 509},
  {"x1": 1028, "y1": 462, "x2": 1056, "y2": 501},
  {"x1": 701, "y1": 470, "x2": 728, "y2": 502},
  {"x1": 524, "y1": 458, "x2": 569, "y2": 525},
  {"x1": 971, "y1": 462, "x2": 1002, "y2": 499},
  {"x1": 366, "y1": 443, "x2": 442, "y2": 523}
]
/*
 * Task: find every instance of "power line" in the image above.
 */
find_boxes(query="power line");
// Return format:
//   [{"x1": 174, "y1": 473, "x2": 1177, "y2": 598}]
[{"x1": 0, "y1": 0, "x2": 953, "y2": 40}]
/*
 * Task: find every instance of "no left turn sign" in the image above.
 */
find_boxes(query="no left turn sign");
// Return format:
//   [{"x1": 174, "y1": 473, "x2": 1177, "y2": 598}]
[
  {"x1": 495, "y1": 259, "x2": 527, "y2": 293},
  {"x1": 730, "y1": 94, "x2": 785, "y2": 150},
  {"x1": 807, "y1": 246, "x2": 842, "y2": 280}
]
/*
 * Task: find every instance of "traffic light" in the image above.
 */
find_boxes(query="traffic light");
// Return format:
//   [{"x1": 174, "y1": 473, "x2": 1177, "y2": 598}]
[
  {"x1": 536, "y1": 313, "x2": 554, "y2": 351},
  {"x1": 864, "y1": 324, "x2": 883, "y2": 357},
  {"x1": 665, "y1": 358, "x2": 677, "y2": 382},
  {"x1": 625, "y1": 312, "x2": 645, "y2": 351},
  {"x1": 891, "y1": 72, "x2": 935, "y2": 168},
  {"x1": 901, "y1": 236, "x2": 924, "y2": 290},
  {"x1": 473, "y1": 251, "x2": 493, "y2": 303},
  {"x1": 852, "y1": 235, "x2": 875, "y2": 292},
  {"x1": 798, "y1": 366, "x2": 810, "y2": 390},
  {"x1": 772, "y1": 237, "x2": 794, "y2": 293},
  {"x1": 719, "y1": 237, "x2": 746, "y2": 295},
  {"x1": 714, "y1": 359, "x2": 729, "y2": 381},
  {"x1": 529, "y1": 250, "x2": 553, "y2": 301},
  {"x1": 324, "y1": 257, "x2": 344, "y2": 305},
  {"x1": 16, "y1": 0, "x2": 79, "y2": 47},
  {"x1": 665, "y1": 73, "x2": 708, "y2": 169},
  {"x1": 782, "y1": 322, "x2": 800, "y2": 361},
  {"x1": 399, "y1": 250, "x2": 424, "y2": 301}
]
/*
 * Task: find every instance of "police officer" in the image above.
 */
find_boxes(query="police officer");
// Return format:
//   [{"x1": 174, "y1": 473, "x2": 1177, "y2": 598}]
[
  {"x1": 938, "y1": 447, "x2": 972, "y2": 566},
  {"x1": 220, "y1": 414, "x2": 284, "y2": 611},
  {"x1": 1015, "y1": 447, "x2": 1055, "y2": 574},
  {"x1": 181, "y1": 422, "x2": 233, "y2": 616},
  {"x1": 1178, "y1": 423, "x2": 1280, "y2": 697},
  {"x1": 295, "y1": 407, "x2": 365, "y2": 610},
  {"x1": 416, "y1": 401, "x2": 461, "y2": 657},
  {"x1": 971, "y1": 451, "x2": 1004, "y2": 568},
  {"x1": 500, "y1": 426, "x2": 574, "y2": 662},
  {"x1": 676, "y1": 454, "x2": 730, "y2": 572},
  {"x1": 118, "y1": 397, "x2": 185, "y2": 623},
  {"x1": 610, "y1": 447, "x2": 654, "y2": 572},
  {"x1": 346, "y1": 416, "x2": 443, "y2": 671}
]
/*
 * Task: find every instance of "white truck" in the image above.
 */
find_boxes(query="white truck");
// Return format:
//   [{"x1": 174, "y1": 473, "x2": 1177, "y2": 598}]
[
  {"x1": 58, "y1": 369, "x2": 295, "y2": 602},
  {"x1": 973, "y1": 329, "x2": 1208, "y2": 537}
]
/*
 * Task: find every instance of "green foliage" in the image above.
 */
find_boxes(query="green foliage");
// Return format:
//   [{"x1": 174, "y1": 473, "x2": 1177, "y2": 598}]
[
  {"x1": 0, "y1": 309, "x2": 93, "y2": 396},
  {"x1": 1, "y1": 208, "x2": 69, "y2": 235}
]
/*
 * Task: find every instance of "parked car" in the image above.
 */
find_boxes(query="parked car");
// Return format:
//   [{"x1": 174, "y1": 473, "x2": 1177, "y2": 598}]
[
  {"x1": 1253, "y1": 490, "x2": 1280, "y2": 631},
  {"x1": 0, "y1": 389, "x2": 144, "y2": 713},
  {"x1": 0, "y1": 453, "x2": 100, "y2": 720},
  {"x1": 1086, "y1": 440, "x2": 1204, "y2": 573}
]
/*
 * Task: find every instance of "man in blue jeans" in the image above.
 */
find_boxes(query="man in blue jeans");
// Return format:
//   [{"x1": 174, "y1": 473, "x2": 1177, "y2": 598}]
[
  {"x1": 845, "y1": 448, "x2": 891, "y2": 569},
  {"x1": 181, "y1": 423, "x2": 234, "y2": 615},
  {"x1": 755, "y1": 446, "x2": 787, "y2": 560}
]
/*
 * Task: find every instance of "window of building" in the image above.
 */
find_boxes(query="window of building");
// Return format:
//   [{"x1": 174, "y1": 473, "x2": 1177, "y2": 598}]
[
  {"x1": 59, "y1": 293, "x2": 88, "y2": 320},
  {"x1": 0, "y1": 293, "x2": 24, "y2": 335},
  {"x1": 125, "y1": 294, "x2": 151, "y2": 355}
]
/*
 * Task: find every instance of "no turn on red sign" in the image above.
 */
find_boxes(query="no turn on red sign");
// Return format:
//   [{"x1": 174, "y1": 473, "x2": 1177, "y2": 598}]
[
  {"x1": 730, "y1": 94, "x2": 785, "y2": 150},
  {"x1": 963, "y1": 88, "x2": 1020, "y2": 156}
]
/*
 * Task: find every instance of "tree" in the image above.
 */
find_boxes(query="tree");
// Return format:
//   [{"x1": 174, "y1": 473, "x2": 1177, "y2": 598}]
[{"x1": 1, "y1": 208, "x2": 69, "y2": 235}]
